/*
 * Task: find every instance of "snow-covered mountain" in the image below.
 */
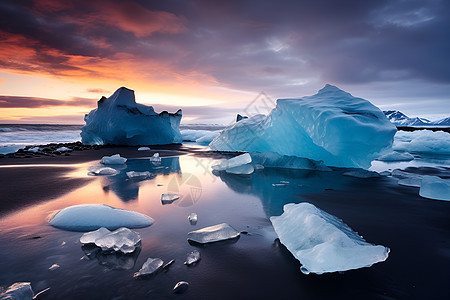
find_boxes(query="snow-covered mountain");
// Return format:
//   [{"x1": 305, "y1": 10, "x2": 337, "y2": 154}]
[{"x1": 383, "y1": 110, "x2": 448, "y2": 126}]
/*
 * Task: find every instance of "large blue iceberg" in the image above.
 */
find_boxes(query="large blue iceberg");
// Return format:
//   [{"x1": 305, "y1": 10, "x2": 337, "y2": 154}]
[
  {"x1": 81, "y1": 87, "x2": 182, "y2": 145},
  {"x1": 210, "y1": 85, "x2": 396, "y2": 168}
]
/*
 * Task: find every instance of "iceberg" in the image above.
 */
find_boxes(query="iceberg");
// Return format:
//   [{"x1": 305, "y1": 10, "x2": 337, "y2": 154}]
[
  {"x1": 181, "y1": 129, "x2": 221, "y2": 145},
  {"x1": 56, "y1": 146, "x2": 71, "y2": 152},
  {"x1": 377, "y1": 151, "x2": 414, "y2": 162},
  {"x1": 137, "y1": 147, "x2": 150, "y2": 151},
  {"x1": 134, "y1": 258, "x2": 164, "y2": 278},
  {"x1": 184, "y1": 250, "x2": 201, "y2": 265},
  {"x1": 393, "y1": 130, "x2": 450, "y2": 155},
  {"x1": 270, "y1": 202, "x2": 389, "y2": 274},
  {"x1": 100, "y1": 154, "x2": 127, "y2": 165},
  {"x1": 419, "y1": 175, "x2": 450, "y2": 201},
  {"x1": 0, "y1": 282, "x2": 34, "y2": 300},
  {"x1": 93, "y1": 227, "x2": 141, "y2": 254},
  {"x1": 49, "y1": 204, "x2": 154, "y2": 231},
  {"x1": 88, "y1": 166, "x2": 119, "y2": 176},
  {"x1": 81, "y1": 87, "x2": 182, "y2": 145},
  {"x1": 187, "y1": 223, "x2": 240, "y2": 244},
  {"x1": 250, "y1": 152, "x2": 331, "y2": 171},
  {"x1": 210, "y1": 85, "x2": 396, "y2": 168},
  {"x1": 212, "y1": 153, "x2": 252, "y2": 171}
]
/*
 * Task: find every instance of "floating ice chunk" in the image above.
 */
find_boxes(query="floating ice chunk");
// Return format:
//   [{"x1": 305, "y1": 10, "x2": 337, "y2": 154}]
[
  {"x1": 49, "y1": 204, "x2": 154, "y2": 231},
  {"x1": 49, "y1": 264, "x2": 60, "y2": 271},
  {"x1": 225, "y1": 163, "x2": 254, "y2": 175},
  {"x1": 343, "y1": 169, "x2": 381, "y2": 178},
  {"x1": 212, "y1": 153, "x2": 252, "y2": 171},
  {"x1": 138, "y1": 147, "x2": 150, "y2": 151},
  {"x1": 379, "y1": 171, "x2": 391, "y2": 176},
  {"x1": 210, "y1": 85, "x2": 396, "y2": 169},
  {"x1": 80, "y1": 227, "x2": 112, "y2": 244},
  {"x1": 162, "y1": 259, "x2": 175, "y2": 271},
  {"x1": 181, "y1": 129, "x2": 221, "y2": 145},
  {"x1": 377, "y1": 151, "x2": 414, "y2": 161},
  {"x1": 88, "y1": 166, "x2": 119, "y2": 176},
  {"x1": 270, "y1": 202, "x2": 389, "y2": 274},
  {"x1": 28, "y1": 147, "x2": 40, "y2": 153},
  {"x1": 250, "y1": 152, "x2": 331, "y2": 171},
  {"x1": 161, "y1": 193, "x2": 180, "y2": 205},
  {"x1": 173, "y1": 281, "x2": 189, "y2": 294},
  {"x1": 126, "y1": 171, "x2": 151, "y2": 179},
  {"x1": 391, "y1": 169, "x2": 422, "y2": 187},
  {"x1": 0, "y1": 282, "x2": 34, "y2": 300},
  {"x1": 56, "y1": 146, "x2": 71, "y2": 152},
  {"x1": 81, "y1": 87, "x2": 182, "y2": 146},
  {"x1": 184, "y1": 250, "x2": 201, "y2": 265},
  {"x1": 134, "y1": 258, "x2": 164, "y2": 278},
  {"x1": 393, "y1": 130, "x2": 450, "y2": 155},
  {"x1": 94, "y1": 227, "x2": 141, "y2": 254},
  {"x1": 419, "y1": 175, "x2": 450, "y2": 201},
  {"x1": 187, "y1": 223, "x2": 240, "y2": 244},
  {"x1": 149, "y1": 153, "x2": 161, "y2": 164},
  {"x1": 188, "y1": 213, "x2": 198, "y2": 225},
  {"x1": 100, "y1": 154, "x2": 127, "y2": 165}
]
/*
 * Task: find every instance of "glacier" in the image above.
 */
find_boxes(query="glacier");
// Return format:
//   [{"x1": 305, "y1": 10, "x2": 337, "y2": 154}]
[
  {"x1": 49, "y1": 204, "x2": 154, "y2": 231},
  {"x1": 210, "y1": 85, "x2": 396, "y2": 169},
  {"x1": 81, "y1": 87, "x2": 182, "y2": 145},
  {"x1": 270, "y1": 202, "x2": 389, "y2": 274}
]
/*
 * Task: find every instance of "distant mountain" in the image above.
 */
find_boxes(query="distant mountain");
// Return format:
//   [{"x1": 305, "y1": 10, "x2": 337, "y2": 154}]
[{"x1": 383, "y1": 110, "x2": 448, "y2": 126}]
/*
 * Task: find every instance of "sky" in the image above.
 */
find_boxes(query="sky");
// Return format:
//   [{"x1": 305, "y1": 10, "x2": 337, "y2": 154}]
[{"x1": 0, "y1": 0, "x2": 449, "y2": 124}]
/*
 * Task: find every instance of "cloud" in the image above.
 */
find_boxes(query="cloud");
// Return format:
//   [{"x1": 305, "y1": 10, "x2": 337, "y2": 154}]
[
  {"x1": 86, "y1": 88, "x2": 111, "y2": 94},
  {"x1": 0, "y1": 95, "x2": 95, "y2": 108}
]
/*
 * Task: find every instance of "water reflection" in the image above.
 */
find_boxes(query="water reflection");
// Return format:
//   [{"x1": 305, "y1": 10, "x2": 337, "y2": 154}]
[
  {"x1": 81, "y1": 244, "x2": 141, "y2": 270},
  {"x1": 92, "y1": 157, "x2": 181, "y2": 202},
  {"x1": 216, "y1": 167, "x2": 357, "y2": 217}
]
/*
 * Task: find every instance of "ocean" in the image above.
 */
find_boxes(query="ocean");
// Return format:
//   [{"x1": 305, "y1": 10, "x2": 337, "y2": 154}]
[{"x1": 0, "y1": 124, "x2": 225, "y2": 154}]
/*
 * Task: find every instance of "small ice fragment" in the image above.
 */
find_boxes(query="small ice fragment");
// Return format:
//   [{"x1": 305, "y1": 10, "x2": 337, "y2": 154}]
[
  {"x1": 188, "y1": 213, "x2": 198, "y2": 225},
  {"x1": 56, "y1": 146, "x2": 71, "y2": 152},
  {"x1": 28, "y1": 147, "x2": 40, "y2": 153},
  {"x1": 173, "y1": 281, "x2": 189, "y2": 294},
  {"x1": 225, "y1": 163, "x2": 254, "y2": 175},
  {"x1": 162, "y1": 259, "x2": 175, "y2": 271},
  {"x1": 100, "y1": 154, "x2": 127, "y2": 165},
  {"x1": 126, "y1": 171, "x2": 151, "y2": 179},
  {"x1": 377, "y1": 151, "x2": 414, "y2": 161},
  {"x1": 161, "y1": 193, "x2": 180, "y2": 205},
  {"x1": 80, "y1": 227, "x2": 111, "y2": 244},
  {"x1": 94, "y1": 227, "x2": 141, "y2": 254},
  {"x1": 187, "y1": 223, "x2": 240, "y2": 244},
  {"x1": 254, "y1": 164, "x2": 264, "y2": 170},
  {"x1": 270, "y1": 202, "x2": 389, "y2": 274},
  {"x1": 212, "y1": 153, "x2": 252, "y2": 171},
  {"x1": 49, "y1": 264, "x2": 60, "y2": 271},
  {"x1": 60, "y1": 241, "x2": 66, "y2": 246},
  {"x1": 272, "y1": 183, "x2": 287, "y2": 187},
  {"x1": 343, "y1": 169, "x2": 380, "y2": 178},
  {"x1": 280, "y1": 181, "x2": 290, "y2": 184},
  {"x1": 88, "y1": 166, "x2": 119, "y2": 176},
  {"x1": 392, "y1": 169, "x2": 422, "y2": 187},
  {"x1": 138, "y1": 147, "x2": 151, "y2": 151},
  {"x1": 184, "y1": 250, "x2": 201, "y2": 265},
  {"x1": 419, "y1": 175, "x2": 450, "y2": 201},
  {"x1": 0, "y1": 282, "x2": 34, "y2": 299},
  {"x1": 134, "y1": 258, "x2": 164, "y2": 278},
  {"x1": 149, "y1": 153, "x2": 161, "y2": 164}
]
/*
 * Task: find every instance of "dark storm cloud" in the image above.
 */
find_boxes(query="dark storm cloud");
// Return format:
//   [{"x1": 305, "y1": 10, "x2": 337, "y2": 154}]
[
  {"x1": 0, "y1": 0, "x2": 449, "y2": 94},
  {"x1": 0, "y1": 95, "x2": 95, "y2": 108}
]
